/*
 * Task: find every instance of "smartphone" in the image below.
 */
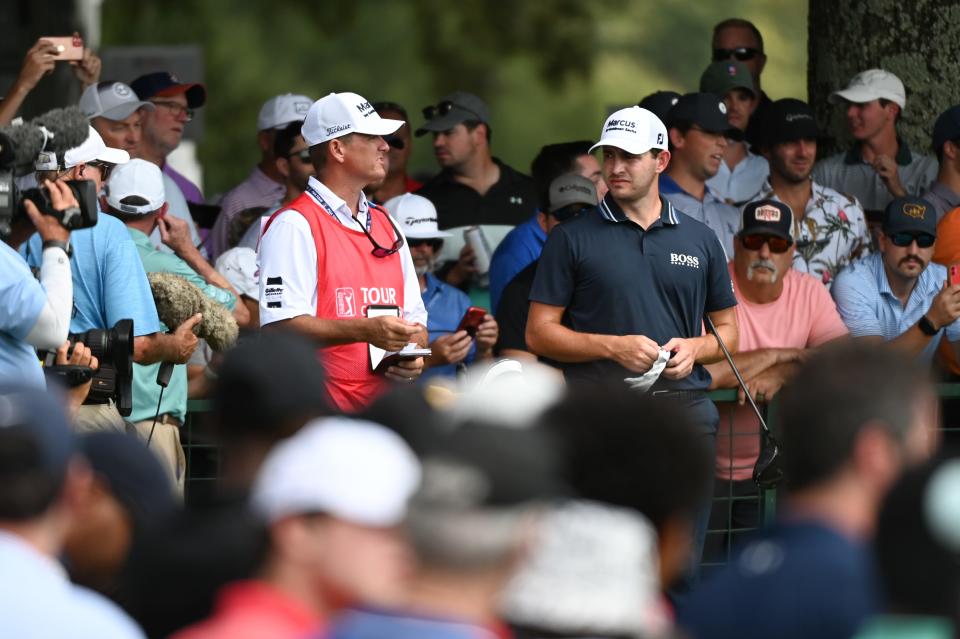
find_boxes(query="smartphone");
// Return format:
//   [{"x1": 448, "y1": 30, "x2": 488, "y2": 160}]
[
  {"x1": 44, "y1": 36, "x2": 84, "y2": 61},
  {"x1": 456, "y1": 306, "x2": 487, "y2": 337},
  {"x1": 951, "y1": 264, "x2": 960, "y2": 287}
]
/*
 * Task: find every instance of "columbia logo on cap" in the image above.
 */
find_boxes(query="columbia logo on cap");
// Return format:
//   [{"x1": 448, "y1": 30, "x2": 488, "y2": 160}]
[{"x1": 560, "y1": 184, "x2": 592, "y2": 196}]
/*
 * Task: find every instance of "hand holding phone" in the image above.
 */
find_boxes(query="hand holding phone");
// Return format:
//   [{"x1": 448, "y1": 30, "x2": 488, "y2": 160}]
[
  {"x1": 456, "y1": 306, "x2": 487, "y2": 338},
  {"x1": 950, "y1": 263, "x2": 960, "y2": 287},
  {"x1": 42, "y1": 35, "x2": 84, "y2": 61}
]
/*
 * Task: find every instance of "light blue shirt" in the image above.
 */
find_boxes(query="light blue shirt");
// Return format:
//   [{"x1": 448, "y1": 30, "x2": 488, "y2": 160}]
[
  {"x1": 421, "y1": 272, "x2": 477, "y2": 381},
  {"x1": 831, "y1": 253, "x2": 960, "y2": 362},
  {"x1": 0, "y1": 242, "x2": 46, "y2": 388},
  {"x1": 0, "y1": 531, "x2": 145, "y2": 639},
  {"x1": 660, "y1": 174, "x2": 739, "y2": 259},
  {"x1": 23, "y1": 212, "x2": 162, "y2": 337}
]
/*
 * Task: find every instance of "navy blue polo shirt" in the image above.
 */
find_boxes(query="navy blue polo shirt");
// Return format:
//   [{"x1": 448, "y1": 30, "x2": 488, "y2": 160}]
[{"x1": 529, "y1": 193, "x2": 736, "y2": 390}]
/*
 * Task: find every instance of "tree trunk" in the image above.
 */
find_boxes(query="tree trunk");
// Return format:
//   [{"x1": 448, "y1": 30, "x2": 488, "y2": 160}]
[{"x1": 808, "y1": 0, "x2": 960, "y2": 156}]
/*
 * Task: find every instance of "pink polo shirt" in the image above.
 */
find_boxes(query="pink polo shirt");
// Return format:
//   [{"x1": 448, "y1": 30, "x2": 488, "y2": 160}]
[{"x1": 716, "y1": 265, "x2": 848, "y2": 481}]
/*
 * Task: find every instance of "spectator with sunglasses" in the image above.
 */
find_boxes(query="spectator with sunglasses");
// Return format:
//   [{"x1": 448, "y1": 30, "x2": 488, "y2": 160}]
[
  {"x1": 257, "y1": 92, "x2": 428, "y2": 412},
  {"x1": 370, "y1": 101, "x2": 422, "y2": 203},
  {"x1": 813, "y1": 70, "x2": 938, "y2": 214},
  {"x1": 208, "y1": 93, "x2": 313, "y2": 260},
  {"x1": 711, "y1": 18, "x2": 772, "y2": 149},
  {"x1": 746, "y1": 99, "x2": 871, "y2": 287},
  {"x1": 832, "y1": 195, "x2": 960, "y2": 363},
  {"x1": 386, "y1": 193, "x2": 498, "y2": 380},
  {"x1": 495, "y1": 173, "x2": 597, "y2": 360},
  {"x1": 703, "y1": 200, "x2": 848, "y2": 558}
]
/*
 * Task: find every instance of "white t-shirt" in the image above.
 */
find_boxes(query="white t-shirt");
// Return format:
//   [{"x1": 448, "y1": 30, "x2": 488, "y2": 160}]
[{"x1": 258, "y1": 176, "x2": 427, "y2": 327}]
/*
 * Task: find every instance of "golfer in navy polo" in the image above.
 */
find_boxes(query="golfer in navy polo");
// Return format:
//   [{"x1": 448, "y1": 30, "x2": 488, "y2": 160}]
[{"x1": 526, "y1": 105, "x2": 739, "y2": 573}]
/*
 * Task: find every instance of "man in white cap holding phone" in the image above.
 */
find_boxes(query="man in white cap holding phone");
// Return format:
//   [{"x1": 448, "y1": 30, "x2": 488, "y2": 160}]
[{"x1": 258, "y1": 92, "x2": 428, "y2": 413}]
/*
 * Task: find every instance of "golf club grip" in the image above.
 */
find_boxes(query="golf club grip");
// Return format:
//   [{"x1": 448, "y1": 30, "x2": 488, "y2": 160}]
[{"x1": 704, "y1": 315, "x2": 772, "y2": 436}]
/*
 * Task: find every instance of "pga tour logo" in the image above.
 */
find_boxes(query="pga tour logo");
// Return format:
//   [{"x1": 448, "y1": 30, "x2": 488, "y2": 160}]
[
  {"x1": 336, "y1": 287, "x2": 356, "y2": 317},
  {"x1": 670, "y1": 252, "x2": 700, "y2": 268}
]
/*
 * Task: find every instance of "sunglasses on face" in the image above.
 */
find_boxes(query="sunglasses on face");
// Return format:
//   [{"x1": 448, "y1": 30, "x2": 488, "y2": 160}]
[
  {"x1": 421, "y1": 100, "x2": 482, "y2": 122},
  {"x1": 712, "y1": 47, "x2": 762, "y2": 62},
  {"x1": 87, "y1": 160, "x2": 115, "y2": 181},
  {"x1": 740, "y1": 234, "x2": 793, "y2": 253},
  {"x1": 287, "y1": 149, "x2": 312, "y2": 163},
  {"x1": 151, "y1": 100, "x2": 194, "y2": 121},
  {"x1": 552, "y1": 204, "x2": 594, "y2": 222},
  {"x1": 408, "y1": 238, "x2": 443, "y2": 250},
  {"x1": 887, "y1": 232, "x2": 935, "y2": 248},
  {"x1": 352, "y1": 213, "x2": 405, "y2": 257}
]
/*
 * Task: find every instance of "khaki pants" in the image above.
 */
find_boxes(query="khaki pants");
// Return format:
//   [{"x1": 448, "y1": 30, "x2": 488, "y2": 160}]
[
  {"x1": 74, "y1": 402, "x2": 127, "y2": 434},
  {"x1": 128, "y1": 419, "x2": 186, "y2": 496}
]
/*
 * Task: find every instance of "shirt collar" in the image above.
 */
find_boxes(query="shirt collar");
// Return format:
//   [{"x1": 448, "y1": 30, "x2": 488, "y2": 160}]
[
  {"x1": 126, "y1": 226, "x2": 154, "y2": 248},
  {"x1": 598, "y1": 192, "x2": 679, "y2": 225},
  {"x1": 872, "y1": 252, "x2": 936, "y2": 304},
  {"x1": 423, "y1": 271, "x2": 445, "y2": 295},
  {"x1": 659, "y1": 173, "x2": 718, "y2": 202},
  {"x1": 844, "y1": 138, "x2": 914, "y2": 166},
  {"x1": 305, "y1": 176, "x2": 369, "y2": 217},
  {"x1": 929, "y1": 180, "x2": 960, "y2": 208}
]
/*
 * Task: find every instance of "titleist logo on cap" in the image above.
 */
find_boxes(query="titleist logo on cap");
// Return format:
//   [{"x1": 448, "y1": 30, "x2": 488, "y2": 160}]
[{"x1": 326, "y1": 123, "x2": 351, "y2": 135}]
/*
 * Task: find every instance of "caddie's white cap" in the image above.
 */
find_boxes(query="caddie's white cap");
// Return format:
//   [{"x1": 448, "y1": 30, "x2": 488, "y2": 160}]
[
  {"x1": 35, "y1": 125, "x2": 130, "y2": 171},
  {"x1": 251, "y1": 417, "x2": 421, "y2": 526},
  {"x1": 589, "y1": 107, "x2": 668, "y2": 156},
  {"x1": 257, "y1": 93, "x2": 313, "y2": 131},
  {"x1": 385, "y1": 193, "x2": 451, "y2": 239},
  {"x1": 829, "y1": 69, "x2": 906, "y2": 108},
  {"x1": 301, "y1": 92, "x2": 404, "y2": 146},
  {"x1": 104, "y1": 159, "x2": 165, "y2": 214}
]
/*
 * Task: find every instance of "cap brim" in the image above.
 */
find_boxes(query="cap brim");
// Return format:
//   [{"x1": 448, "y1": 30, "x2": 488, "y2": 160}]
[
  {"x1": 739, "y1": 226, "x2": 792, "y2": 241},
  {"x1": 156, "y1": 83, "x2": 207, "y2": 108},
  {"x1": 100, "y1": 101, "x2": 155, "y2": 121},
  {"x1": 97, "y1": 147, "x2": 130, "y2": 165},
  {"x1": 415, "y1": 109, "x2": 474, "y2": 137},
  {"x1": 405, "y1": 230, "x2": 452, "y2": 239},
  {"x1": 355, "y1": 117, "x2": 404, "y2": 137},
  {"x1": 589, "y1": 138, "x2": 655, "y2": 155},
  {"x1": 829, "y1": 88, "x2": 879, "y2": 105}
]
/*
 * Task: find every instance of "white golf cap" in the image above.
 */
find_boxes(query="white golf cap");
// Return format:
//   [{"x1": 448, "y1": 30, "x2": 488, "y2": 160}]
[
  {"x1": 215, "y1": 247, "x2": 259, "y2": 298},
  {"x1": 257, "y1": 93, "x2": 313, "y2": 131},
  {"x1": 251, "y1": 417, "x2": 421, "y2": 526},
  {"x1": 301, "y1": 92, "x2": 404, "y2": 146},
  {"x1": 79, "y1": 81, "x2": 155, "y2": 121},
  {"x1": 35, "y1": 125, "x2": 130, "y2": 171},
  {"x1": 829, "y1": 69, "x2": 906, "y2": 108},
  {"x1": 385, "y1": 193, "x2": 451, "y2": 239},
  {"x1": 104, "y1": 159, "x2": 165, "y2": 214},
  {"x1": 589, "y1": 106, "x2": 668, "y2": 156}
]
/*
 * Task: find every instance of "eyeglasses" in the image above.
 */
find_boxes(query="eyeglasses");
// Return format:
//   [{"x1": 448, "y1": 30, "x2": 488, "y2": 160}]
[
  {"x1": 740, "y1": 234, "x2": 793, "y2": 253},
  {"x1": 87, "y1": 160, "x2": 115, "y2": 181},
  {"x1": 408, "y1": 238, "x2": 443, "y2": 250},
  {"x1": 712, "y1": 47, "x2": 762, "y2": 62},
  {"x1": 353, "y1": 213, "x2": 405, "y2": 257},
  {"x1": 422, "y1": 100, "x2": 482, "y2": 122},
  {"x1": 887, "y1": 232, "x2": 935, "y2": 248},
  {"x1": 151, "y1": 100, "x2": 195, "y2": 121},
  {"x1": 287, "y1": 149, "x2": 312, "y2": 163}
]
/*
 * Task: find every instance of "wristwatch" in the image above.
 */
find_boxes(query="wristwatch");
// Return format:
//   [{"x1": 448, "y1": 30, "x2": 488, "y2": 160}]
[
  {"x1": 42, "y1": 239, "x2": 72, "y2": 258},
  {"x1": 918, "y1": 315, "x2": 938, "y2": 336}
]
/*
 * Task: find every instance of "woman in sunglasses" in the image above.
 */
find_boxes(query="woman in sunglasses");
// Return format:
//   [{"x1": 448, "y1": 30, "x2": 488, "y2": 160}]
[{"x1": 832, "y1": 195, "x2": 960, "y2": 364}]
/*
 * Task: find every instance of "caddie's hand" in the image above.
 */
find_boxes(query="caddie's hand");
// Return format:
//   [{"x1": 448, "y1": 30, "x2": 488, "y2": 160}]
[
  {"x1": 429, "y1": 331, "x2": 472, "y2": 366},
  {"x1": 157, "y1": 214, "x2": 194, "y2": 255},
  {"x1": 927, "y1": 281, "x2": 960, "y2": 331},
  {"x1": 385, "y1": 357, "x2": 424, "y2": 383},
  {"x1": 69, "y1": 42, "x2": 101, "y2": 87},
  {"x1": 661, "y1": 337, "x2": 697, "y2": 380},
  {"x1": 474, "y1": 314, "x2": 498, "y2": 354},
  {"x1": 871, "y1": 154, "x2": 906, "y2": 198},
  {"x1": 171, "y1": 313, "x2": 202, "y2": 363},
  {"x1": 16, "y1": 39, "x2": 58, "y2": 91},
  {"x1": 610, "y1": 334, "x2": 661, "y2": 373},
  {"x1": 27, "y1": 179, "x2": 77, "y2": 243},
  {"x1": 368, "y1": 315, "x2": 420, "y2": 352}
]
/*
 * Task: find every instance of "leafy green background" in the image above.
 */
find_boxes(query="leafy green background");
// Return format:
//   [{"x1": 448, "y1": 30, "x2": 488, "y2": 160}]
[{"x1": 103, "y1": 0, "x2": 807, "y2": 196}]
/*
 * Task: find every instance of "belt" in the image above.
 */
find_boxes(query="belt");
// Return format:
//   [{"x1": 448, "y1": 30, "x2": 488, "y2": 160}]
[
  {"x1": 649, "y1": 389, "x2": 705, "y2": 402},
  {"x1": 153, "y1": 413, "x2": 183, "y2": 428}
]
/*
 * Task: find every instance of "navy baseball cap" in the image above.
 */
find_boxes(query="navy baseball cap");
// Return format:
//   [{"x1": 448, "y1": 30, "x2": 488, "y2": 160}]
[
  {"x1": 0, "y1": 386, "x2": 76, "y2": 475},
  {"x1": 666, "y1": 92, "x2": 742, "y2": 140},
  {"x1": 130, "y1": 71, "x2": 207, "y2": 108},
  {"x1": 883, "y1": 196, "x2": 937, "y2": 237},
  {"x1": 637, "y1": 91, "x2": 681, "y2": 123},
  {"x1": 740, "y1": 199, "x2": 795, "y2": 241},
  {"x1": 763, "y1": 98, "x2": 821, "y2": 148},
  {"x1": 932, "y1": 105, "x2": 960, "y2": 153}
]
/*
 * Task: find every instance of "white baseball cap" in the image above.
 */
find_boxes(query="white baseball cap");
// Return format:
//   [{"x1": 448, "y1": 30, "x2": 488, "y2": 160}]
[
  {"x1": 385, "y1": 193, "x2": 451, "y2": 239},
  {"x1": 79, "y1": 81, "x2": 155, "y2": 121},
  {"x1": 589, "y1": 107, "x2": 668, "y2": 156},
  {"x1": 105, "y1": 159, "x2": 165, "y2": 214},
  {"x1": 829, "y1": 69, "x2": 906, "y2": 108},
  {"x1": 257, "y1": 93, "x2": 313, "y2": 131},
  {"x1": 35, "y1": 125, "x2": 130, "y2": 171},
  {"x1": 251, "y1": 417, "x2": 421, "y2": 526},
  {"x1": 301, "y1": 92, "x2": 404, "y2": 146},
  {"x1": 215, "y1": 247, "x2": 258, "y2": 298}
]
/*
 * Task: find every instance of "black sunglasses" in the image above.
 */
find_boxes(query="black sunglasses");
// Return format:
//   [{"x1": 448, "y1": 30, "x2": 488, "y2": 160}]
[
  {"x1": 352, "y1": 212, "x2": 405, "y2": 257},
  {"x1": 712, "y1": 47, "x2": 762, "y2": 62},
  {"x1": 287, "y1": 149, "x2": 312, "y2": 163},
  {"x1": 887, "y1": 232, "x2": 935, "y2": 248},
  {"x1": 408, "y1": 238, "x2": 443, "y2": 250},
  {"x1": 552, "y1": 204, "x2": 594, "y2": 222},
  {"x1": 422, "y1": 100, "x2": 482, "y2": 122},
  {"x1": 87, "y1": 160, "x2": 116, "y2": 181},
  {"x1": 740, "y1": 234, "x2": 793, "y2": 253}
]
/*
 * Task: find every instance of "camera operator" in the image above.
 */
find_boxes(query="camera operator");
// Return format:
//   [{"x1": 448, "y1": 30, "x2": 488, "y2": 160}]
[
  {"x1": 1, "y1": 179, "x2": 81, "y2": 388},
  {"x1": 22, "y1": 127, "x2": 201, "y2": 433}
]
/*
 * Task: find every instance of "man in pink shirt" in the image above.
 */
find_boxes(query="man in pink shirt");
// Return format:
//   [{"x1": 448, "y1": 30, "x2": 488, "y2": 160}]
[{"x1": 705, "y1": 199, "x2": 848, "y2": 553}]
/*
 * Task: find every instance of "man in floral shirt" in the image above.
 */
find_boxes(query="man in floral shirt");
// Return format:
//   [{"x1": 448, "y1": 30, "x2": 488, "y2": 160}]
[{"x1": 747, "y1": 99, "x2": 871, "y2": 287}]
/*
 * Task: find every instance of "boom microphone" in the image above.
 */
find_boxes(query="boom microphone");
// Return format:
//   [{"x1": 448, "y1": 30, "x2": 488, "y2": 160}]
[{"x1": 0, "y1": 106, "x2": 90, "y2": 174}]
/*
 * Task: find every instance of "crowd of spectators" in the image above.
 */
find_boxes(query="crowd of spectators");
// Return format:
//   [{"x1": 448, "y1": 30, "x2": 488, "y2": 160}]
[{"x1": 2, "y1": 16, "x2": 960, "y2": 639}]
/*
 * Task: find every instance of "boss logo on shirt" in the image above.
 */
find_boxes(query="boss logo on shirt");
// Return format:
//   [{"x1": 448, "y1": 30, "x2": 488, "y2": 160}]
[
  {"x1": 336, "y1": 287, "x2": 356, "y2": 317},
  {"x1": 670, "y1": 252, "x2": 700, "y2": 268}
]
